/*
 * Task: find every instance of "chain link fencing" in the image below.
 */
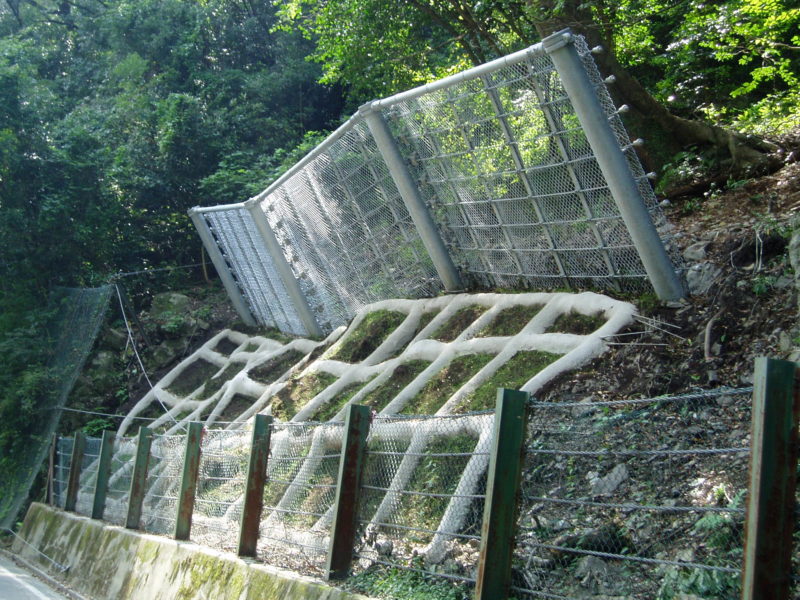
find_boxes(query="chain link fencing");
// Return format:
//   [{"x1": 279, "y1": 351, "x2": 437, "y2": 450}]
[
  {"x1": 49, "y1": 385, "x2": 765, "y2": 598},
  {"x1": 139, "y1": 434, "x2": 185, "y2": 534},
  {"x1": 190, "y1": 428, "x2": 251, "y2": 553},
  {"x1": 351, "y1": 412, "x2": 493, "y2": 594},
  {"x1": 191, "y1": 34, "x2": 679, "y2": 336},
  {"x1": 52, "y1": 437, "x2": 74, "y2": 509},
  {"x1": 513, "y1": 387, "x2": 752, "y2": 600},
  {"x1": 103, "y1": 435, "x2": 138, "y2": 527},
  {"x1": 256, "y1": 421, "x2": 344, "y2": 576},
  {"x1": 74, "y1": 436, "x2": 102, "y2": 516}
]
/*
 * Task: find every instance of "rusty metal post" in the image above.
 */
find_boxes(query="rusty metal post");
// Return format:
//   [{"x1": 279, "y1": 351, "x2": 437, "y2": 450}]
[
  {"x1": 175, "y1": 422, "x2": 204, "y2": 541},
  {"x1": 238, "y1": 415, "x2": 272, "y2": 557},
  {"x1": 91, "y1": 430, "x2": 115, "y2": 520},
  {"x1": 47, "y1": 433, "x2": 58, "y2": 506},
  {"x1": 126, "y1": 427, "x2": 153, "y2": 530},
  {"x1": 475, "y1": 388, "x2": 528, "y2": 600},
  {"x1": 325, "y1": 404, "x2": 371, "y2": 580},
  {"x1": 64, "y1": 431, "x2": 86, "y2": 512},
  {"x1": 741, "y1": 357, "x2": 800, "y2": 600}
]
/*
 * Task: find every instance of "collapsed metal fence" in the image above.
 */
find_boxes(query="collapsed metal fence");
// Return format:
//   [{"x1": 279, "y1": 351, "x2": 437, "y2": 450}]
[
  {"x1": 190, "y1": 30, "x2": 683, "y2": 337},
  {"x1": 51, "y1": 371, "x2": 800, "y2": 599}
]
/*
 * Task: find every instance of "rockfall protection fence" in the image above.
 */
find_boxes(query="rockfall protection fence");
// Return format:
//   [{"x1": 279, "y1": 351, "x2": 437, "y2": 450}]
[
  {"x1": 189, "y1": 29, "x2": 683, "y2": 338},
  {"x1": 2, "y1": 285, "x2": 112, "y2": 530},
  {"x1": 50, "y1": 357, "x2": 799, "y2": 599}
]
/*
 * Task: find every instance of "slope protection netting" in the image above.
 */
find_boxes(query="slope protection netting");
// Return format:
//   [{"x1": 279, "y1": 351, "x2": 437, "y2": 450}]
[
  {"x1": 0, "y1": 285, "x2": 112, "y2": 529},
  {"x1": 192, "y1": 35, "x2": 680, "y2": 334},
  {"x1": 83, "y1": 292, "x2": 628, "y2": 574}
]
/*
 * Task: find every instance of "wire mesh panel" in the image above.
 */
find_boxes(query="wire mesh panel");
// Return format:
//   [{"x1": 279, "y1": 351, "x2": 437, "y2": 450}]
[
  {"x1": 513, "y1": 388, "x2": 752, "y2": 600},
  {"x1": 258, "y1": 119, "x2": 441, "y2": 332},
  {"x1": 381, "y1": 37, "x2": 671, "y2": 292},
  {"x1": 191, "y1": 35, "x2": 679, "y2": 335},
  {"x1": 190, "y1": 428, "x2": 251, "y2": 552},
  {"x1": 202, "y1": 208, "x2": 310, "y2": 336},
  {"x1": 1, "y1": 286, "x2": 112, "y2": 529},
  {"x1": 257, "y1": 421, "x2": 345, "y2": 576},
  {"x1": 53, "y1": 437, "x2": 74, "y2": 509},
  {"x1": 74, "y1": 436, "x2": 103, "y2": 516},
  {"x1": 104, "y1": 436, "x2": 137, "y2": 526},
  {"x1": 352, "y1": 412, "x2": 493, "y2": 595},
  {"x1": 140, "y1": 434, "x2": 185, "y2": 535}
]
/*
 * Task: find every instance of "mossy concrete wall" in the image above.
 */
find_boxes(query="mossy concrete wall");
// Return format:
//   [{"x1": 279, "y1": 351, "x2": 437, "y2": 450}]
[{"x1": 14, "y1": 503, "x2": 370, "y2": 600}]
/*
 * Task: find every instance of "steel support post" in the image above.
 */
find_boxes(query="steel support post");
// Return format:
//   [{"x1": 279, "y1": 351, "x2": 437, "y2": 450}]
[
  {"x1": 360, "y1": 105, "x2": 464, "y2": 292},
  {"x1": 543, "y1": 29, "x2": 685, "y2": 301},
  {"x1": 174, "y1": 422, "x2": 204, "y2": 541},
  {"x1": 126, "y1": 427, "x2": 153, "y2": 530},
  {"x1": 91, "y1": 430, "x2": 115, "y2": 520},
  {"x1": 238, "y1": 414, "x2": 273, "y2": 557},
  {"x1": 64, "y1": 431, "x2": 86, "y2": 512},
  {"x1": 47, "y1": 434, "x2": 58, "y2": 506},
  {"x1": 245, "y1": 201, "x2": 324, "y2": 338},
  {"x1": 741, "y1": 357, "x2": 800, "y2": 600},
  {"x1": 475, "y1": 388, "x2": 528, "y2": 600},
  {"x1": 325, "y1": 404, "x2": 371, "y2": 580},
  {"x1": 188, "y1": 209, "x2": 257, "y2": 327}
]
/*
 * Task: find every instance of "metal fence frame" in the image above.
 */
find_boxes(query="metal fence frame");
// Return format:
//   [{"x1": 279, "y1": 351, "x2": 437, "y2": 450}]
[
  {"x1": 190, "y1": 29, "x2": 683, "y2": 336},
  {"x1": 53, "y1": 359, "x2": 800, "y2": 600}
]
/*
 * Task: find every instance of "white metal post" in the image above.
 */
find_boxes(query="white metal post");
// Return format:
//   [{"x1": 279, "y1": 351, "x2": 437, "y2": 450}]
[
  {"x1": 188, "y1": 209, "x2": 257, "y2": 327},
  {"x1": 543, "y1": 29, "x2": 685, "y2": 301},
  {"x1": 245, "y1": 201, "x2": 325, "y2": 338},
  {"x1": 360, "y1": 104, "x2": 464, "y2": 292}
]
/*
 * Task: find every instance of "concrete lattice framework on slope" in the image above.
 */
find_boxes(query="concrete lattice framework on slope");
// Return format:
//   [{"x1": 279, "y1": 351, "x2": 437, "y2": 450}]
[{"x1": 108, "y1": 292, "x2": 634, "y2": 563}]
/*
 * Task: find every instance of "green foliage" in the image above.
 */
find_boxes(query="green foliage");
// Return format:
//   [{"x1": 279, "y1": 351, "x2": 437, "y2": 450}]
[
  {"x1": 402, "y1": 353, "x2": 494, "y2": 415},
  {"x1": 460, "y1": 350, "x2": 558, "y2": 412},
  {"x1": 328, "y1": 309, "x2": 407, "y2": 363},
  {"x1": 347, "y1": 564, "x2": 468, "y2": 600}
]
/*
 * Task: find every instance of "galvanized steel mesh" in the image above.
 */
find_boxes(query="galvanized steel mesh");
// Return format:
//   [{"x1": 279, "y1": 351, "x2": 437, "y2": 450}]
[
  {"x1": 191, "y1": 34, "x2": 678, "y2": 335},
  {"x1": 140, "y1": 434, "x2": 185, "y2": 534},
  {"x1": 383, "y1": 36, "x2": 667, "y2": 290},
  {"x1": 190, "y1": 428, "x2": 251, "y2": 553},
  {"x1": 258, "y1": 119, "x2": 441, "y2": 333},
  {"x1": 53, "y1": 437, "x2": 74, "y2": 509},
  {"x1": 353, "y1": 412, "x2": 493, "y2": 587},
  {"x1": 257, "y1": 421, "x2": 345, "y2": 575},
  {"x1": 74, "y1": 436, "x2": 102, "y2": 516},
  {"x1": 201, "y1": 208, "x2": 309, "y2": 336},
  {"x1": 513, "y1": 388, "x2": 752, "y2": 599},
  {"x1": 103, "y1": 436, "x2": 137, "y2": 526}
]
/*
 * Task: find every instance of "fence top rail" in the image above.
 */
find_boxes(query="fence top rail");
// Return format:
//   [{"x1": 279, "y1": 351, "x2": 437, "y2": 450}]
[
  {"x1": 189, "y1": 36, "x2": 553, "y2": 217},
  {"x1": 365, "y1": 39, "x2": 547, "y2": 111}
]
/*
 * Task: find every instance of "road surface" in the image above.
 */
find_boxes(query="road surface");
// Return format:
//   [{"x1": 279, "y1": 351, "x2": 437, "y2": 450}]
[{"x1": 0, "y1": 553, "x2": 69, "y2": 599}]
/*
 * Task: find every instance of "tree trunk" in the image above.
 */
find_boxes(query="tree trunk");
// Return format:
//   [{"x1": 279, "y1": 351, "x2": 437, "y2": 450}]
[{"x1": 532, "y1": 4, "x2": 780, "y2": 177}]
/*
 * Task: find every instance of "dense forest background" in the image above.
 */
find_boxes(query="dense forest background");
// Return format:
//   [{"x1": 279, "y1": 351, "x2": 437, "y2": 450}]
[{"x1": 0, "y1": 0, "x2": 798, "y2": 521}]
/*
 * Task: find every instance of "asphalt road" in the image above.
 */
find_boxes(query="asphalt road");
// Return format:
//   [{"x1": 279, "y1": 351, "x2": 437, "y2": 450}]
[{"x1": 0, "y1": 554, "x2": 69, "y2": 600}]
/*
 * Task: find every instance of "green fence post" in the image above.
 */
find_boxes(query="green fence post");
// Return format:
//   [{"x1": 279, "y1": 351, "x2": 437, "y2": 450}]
[
  {"x1": 47, "y1": 433, "x2": 58, "y2": 506},
  {"x1": 238, "y1": 415, "x2": 273, "y2": 557},
  {"x1": 741, "y1": 357, "x2": 800, "y2": 600},
  {"x1": 474, "y1": 388, "x2": 529, "y2": 600},
  {"x1": 91, "y1": 430, "x2": 116, "y2": 520},
  {"x1": 175, "y1": 422, "x2": 204, "y2": 541},
  {"x1": 64, "y1": 431, "x2": 86, "y2": 512},
  {"x1": 126, "y1": 427, "x2": 153, "y2": 530},
  {"x1": 325, "y1": 404, "x2": 371, "y2": 580}
]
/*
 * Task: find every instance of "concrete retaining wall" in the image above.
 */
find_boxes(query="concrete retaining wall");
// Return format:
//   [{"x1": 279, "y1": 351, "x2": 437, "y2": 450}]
[{"x1": 13, "y1": 503, "x2": 370, "y2": 600}]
